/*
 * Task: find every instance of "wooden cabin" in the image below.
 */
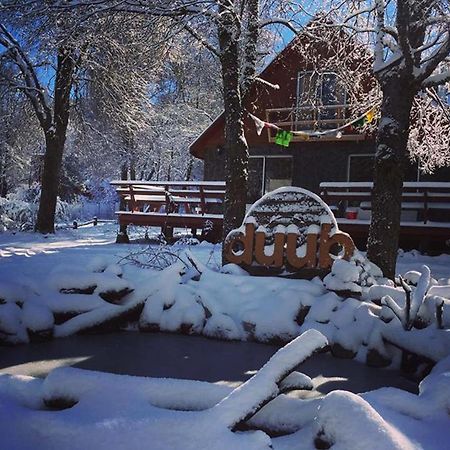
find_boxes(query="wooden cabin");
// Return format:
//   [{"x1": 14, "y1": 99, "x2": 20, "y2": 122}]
[{"x1": 189, "y1": 27, "x2": 450, "y2": 205}]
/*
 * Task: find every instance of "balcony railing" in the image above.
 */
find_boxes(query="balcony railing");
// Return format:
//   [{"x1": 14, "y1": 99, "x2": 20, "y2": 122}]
[{"x1": 265, "y1": 104, "x2": 366, "y2": 143}]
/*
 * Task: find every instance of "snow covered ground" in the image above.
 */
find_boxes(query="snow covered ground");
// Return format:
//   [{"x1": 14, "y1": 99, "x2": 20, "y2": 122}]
[
  {"x1": 0, "y1": 223, "x2": 449, "y2": 449},
  {"x1": 1, "y1": 222, "x2": 449, "y2": 279},
  {"x1": 0, "y1": 336, "x2": 449, "y2": 450}
]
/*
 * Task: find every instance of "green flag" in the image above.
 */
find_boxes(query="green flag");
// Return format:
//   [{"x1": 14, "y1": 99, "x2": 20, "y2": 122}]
[{"x1": 275, "y1": 130, "x2": 293, "y2": 147}]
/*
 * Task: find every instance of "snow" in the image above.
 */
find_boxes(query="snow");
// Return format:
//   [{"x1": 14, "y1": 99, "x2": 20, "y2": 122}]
[
  {"x1": 21, "y1": 302, "x2": 54, "y2": 331},
  {"x1": 315, "y1": 390, "x2": 415, "y2": 450},
  {"x1": 279, "y1": 371, "x2": 313, "y2": 392},
  {"x1": 0, "y1": 225, "x2": 449, "y2": 448},
  {"x1": 0, "y1": 349, "x2": 449, "y2": 450},
  {"x1": 54, "y1": 297, "x2": 143, "y2": 338},
  {"x1": 307, "y1": 292, "x2": 340, "y2": 323},
  {"x1": 0, "y1": 226, "x2": 449, "y2": 360},
  {"x1": 211, "y1": 330, "x2": 327, "y2": 426},
  {"x1": 0, "y1": 302, "x2": 27, "y2": 343},
  {"x1": 329, "y1": 258, "x2": 361, "y2": 283},
  {"x1": 27, "y1": 292, "x2": 109, "y2": 314},
  {"x1": 47, "y1": 266, "x2": 131, "y2": 295}
]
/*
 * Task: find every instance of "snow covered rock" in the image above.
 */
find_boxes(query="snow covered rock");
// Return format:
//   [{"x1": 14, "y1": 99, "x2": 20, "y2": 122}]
[
  {"x1": 204, "y1": 313, "x2": 243, "y2": 340},
  {"x1": 0, "y1": 279, "x2": 34, "y2": 305},
  {"x1": 21, "y1": 302, "x2": 54, "y2": 341},
  {"x1": 279, "y1": 371, "x2": 313, "y2": 393},
  {"x1": 0, "y1": 302, "x2": 28, "y2": 345},
  {"x1": 324, "y1": 252, "x2": 385, "y2": 297},
  {"x1": 54, "y1": 298, "x2": 145, "y2": 337},
  {"x1": 139, "y1": 263, "x2": 205, "y2": 335},
  {"x1": 314, "y1": 390, "x2": 415, "y2": 450}
]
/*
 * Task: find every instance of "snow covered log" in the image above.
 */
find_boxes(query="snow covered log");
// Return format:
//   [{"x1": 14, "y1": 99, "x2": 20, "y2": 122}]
[
  {"x1": 211, "y1": 329, "x2": 328, "y2": 429},
  {"x1": 54, "y1": 298, "x2": 145, "y2": 337},
  {"x1": 49, "y1": 267, "x2": 133, "y2": 305}
]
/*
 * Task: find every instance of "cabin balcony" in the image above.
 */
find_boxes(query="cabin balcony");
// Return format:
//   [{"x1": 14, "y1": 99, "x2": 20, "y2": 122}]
[{"x1": 265, "y1": 104, "x2": 366, "y2": 143}]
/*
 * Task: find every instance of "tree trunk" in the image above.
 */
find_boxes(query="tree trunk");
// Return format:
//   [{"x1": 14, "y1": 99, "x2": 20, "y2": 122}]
[
  {"x1": 36, "y1": 133, "x2": 65, "y2": 233},
  {"x1": 35, "y1": 47, "x2": 75, "y2": 233},
  {"x1": 218, "y1": 1, "x2": 249, "y2": 255},
  {"x1": 367, "y1": 82, "x2": 414, "y2": 278},
  {"x1": 0, "y1": 145, "x2": 8, "y2": 197}
]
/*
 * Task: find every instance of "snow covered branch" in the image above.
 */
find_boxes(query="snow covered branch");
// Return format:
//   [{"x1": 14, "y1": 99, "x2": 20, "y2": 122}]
[
  {"x1": 0, "y1": 23, "x2": 52, "y2": 130},
  {"x1": 421, "y1": 70, "x2": 450, "y2": 89},
  {"x1": 381, "y1": 266, "x2": 431, "y2": 330}
]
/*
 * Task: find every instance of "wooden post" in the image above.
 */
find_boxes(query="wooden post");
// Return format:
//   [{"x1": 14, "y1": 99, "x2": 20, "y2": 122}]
[
  {"x1": 423, "y1": 190, "x2": 428, "y2": 224},
  {"x1": 164, "y1": 184, "x2": 170, "y2": 214},
  {"x1": 129, "y1": 184, "x2": 137, "y2": 212},
  {"x1": 199, "y1": 185, "x2": 206, "y2": 216}
]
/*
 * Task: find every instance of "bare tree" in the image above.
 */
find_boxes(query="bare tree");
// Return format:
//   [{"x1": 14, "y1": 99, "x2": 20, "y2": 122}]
[
  {"x1": 0, "y1": 5, "x2": 169, "y2": 232},
  {"x1": 323, "y1": 0, "x2": 450, "y2": 277},
  {"x1": 47, "y1": 0, "x2": 309, "y2": 255},
  {"x1": 408, "y1": 89, "x2": 450, "y2": 173}
]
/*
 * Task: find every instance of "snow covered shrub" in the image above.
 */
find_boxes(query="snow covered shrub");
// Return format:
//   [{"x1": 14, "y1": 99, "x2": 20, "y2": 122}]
[
  {"x1": 364, "y1": 265, "x2": 450, "y2": 374},
  {"x1": 0, "y1": 184, "x2": 83, "y2": 231},
  {"x1": 324, "y1": 251, "x2": 384, "y2": 296},
  {"x1": 0, "y1": 184, "x2": 40, "y2": 231}
]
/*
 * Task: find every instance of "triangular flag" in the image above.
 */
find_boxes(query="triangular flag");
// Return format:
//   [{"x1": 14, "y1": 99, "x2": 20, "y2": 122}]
[
  {"x1": 283, "y1": 131, "x2": 293, "y2": 147},
  {"x1": 249, "y1": 113, "x2": 266, "y2": 136},
  {"x1": 353, "y1": 117, "x2": 366, "y2": 128}
]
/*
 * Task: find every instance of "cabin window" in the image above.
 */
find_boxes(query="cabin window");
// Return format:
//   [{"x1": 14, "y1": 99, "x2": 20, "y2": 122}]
[
  {"x1": 247, "y1": 156, "x2": 293, "y2": 203},
  {"x1": 347, "y1": 154, "x2": 420, "y2": 182},
  {"x1": 347, "y1": 154, "x2": 375, "y2": 182},
  {"x1": 296, "y1": 71, "x2": 347, "y2": 128}
]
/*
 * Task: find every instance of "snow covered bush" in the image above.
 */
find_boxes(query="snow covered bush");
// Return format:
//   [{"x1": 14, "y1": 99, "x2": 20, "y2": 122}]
[
  {"x1": 0, "y1": 184, "x2": 83, "y2": 231},
  {"x1": 0, "y1": 184, "x2": 40, "y2": 231},
  {"x1": 323, "y1": 251, "x2": 384, "y2": 296}
]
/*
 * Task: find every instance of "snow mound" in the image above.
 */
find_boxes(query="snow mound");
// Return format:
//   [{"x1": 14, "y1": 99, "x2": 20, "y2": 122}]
[
  {"x1": 21, "y1": 302, "x2": 54, "y2": 332},
  {"x1": 315, "y1": 390, "x2": 415, "y2": 450}
]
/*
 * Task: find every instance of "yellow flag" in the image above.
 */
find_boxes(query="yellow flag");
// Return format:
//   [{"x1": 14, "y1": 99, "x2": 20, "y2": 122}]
[{"x1": 366, "y1": 108, "x2": 375, "y2": 123}]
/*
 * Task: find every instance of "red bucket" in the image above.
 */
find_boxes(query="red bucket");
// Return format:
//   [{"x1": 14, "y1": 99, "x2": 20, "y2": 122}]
[{"x1": 345, "y1": 210, "x2": 358, "y2": 220}]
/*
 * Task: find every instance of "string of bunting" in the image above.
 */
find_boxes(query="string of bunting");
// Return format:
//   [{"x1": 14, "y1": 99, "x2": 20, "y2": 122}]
[{"x1": 248, "y1": 107, "x2": 377, "y2": 148}]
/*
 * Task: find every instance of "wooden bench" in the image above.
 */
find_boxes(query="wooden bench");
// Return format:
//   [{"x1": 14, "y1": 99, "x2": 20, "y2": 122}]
[
  {"x1": 319, "y1": 181, "x2": 450, "y2": 249},
  {"x1": 111, "y1": 180, "x2": 225, "y2": 241}
]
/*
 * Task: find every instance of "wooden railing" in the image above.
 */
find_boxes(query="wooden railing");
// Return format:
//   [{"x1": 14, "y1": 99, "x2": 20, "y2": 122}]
[
  {"x1": 265, "y1": 105, "x2": 366, "y2": 142},
  {"x1": 320, "y1": 181, "x2": 450, "y2": 225},
  {"x1": 111, "y1": 180, "x2": 225, "y2": 216},
  {"x1": 110, "y1": 180, "x2": 226, "y2": 241}
]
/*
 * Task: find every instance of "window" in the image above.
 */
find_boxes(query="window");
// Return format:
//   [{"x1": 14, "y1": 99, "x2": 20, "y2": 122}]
[
  {"x1": 296, "y1": 71, "x2": 347, "y2": 129},
  {"x1": 247, "y1": 156, "x2": 293, "y2": 203},
  {"x1": 347, "y1": 154, "x2": 375, "y2": 182},
  {"x1": 347, "y1": 154, "x2": 420, "y2": 182}
]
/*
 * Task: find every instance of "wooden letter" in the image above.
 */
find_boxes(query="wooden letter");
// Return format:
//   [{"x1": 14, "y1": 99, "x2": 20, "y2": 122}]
[
  {"x1": 286, "y1": 230, "x2": 318, "y2": 269},
  {"x1": 319, "y1": 223, "x2": 356, "y2": 269},
  {"x1": 224, "y1": 223, "x2": 255, "y2": 266},
  {"x1": 254, "y1": 228, "x2": 285, "y2": 267}
]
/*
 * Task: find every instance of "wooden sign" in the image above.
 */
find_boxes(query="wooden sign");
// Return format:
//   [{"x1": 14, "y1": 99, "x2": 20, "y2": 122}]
[{"x1": 224, "y1": 187, "x2": 355, "y2": 276}]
